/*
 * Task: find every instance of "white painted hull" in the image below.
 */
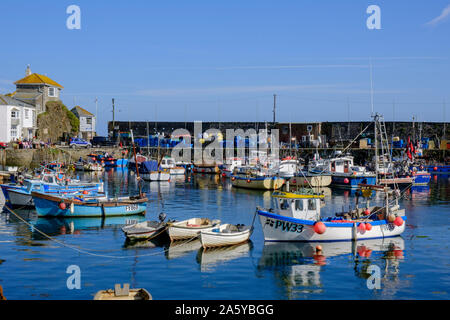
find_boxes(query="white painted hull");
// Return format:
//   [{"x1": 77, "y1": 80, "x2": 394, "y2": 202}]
[
  {"x1": 200, "y1": 226, "x2": 252, "y2": 248},
  {"x1": 166, "y1": 239, "x2": 202, "y2": 260},
  {"x1": 168, "y1": 219, "x2": 221, "y2": 241},
  {"x1": 122, "y1": 221, "x2": 166, "y2": 240},
  {"x1": 258, "y1": 211, "x2": 406, "y2": 242},
  {"x1": 8, "y1": 189, "x2": 33, "y2": 206},
  {"x1": 169, "y1": 167, "x2": 185, "y2": 175}
]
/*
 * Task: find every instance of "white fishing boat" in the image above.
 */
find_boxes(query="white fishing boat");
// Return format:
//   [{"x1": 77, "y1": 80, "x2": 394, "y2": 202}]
[
  {"x1": 277, "y1": 157, "x2": 302, "y2": 178},
  {"x1": 167, "y1": 218, "x2": 221, "y2": 241},
  {"x1": 199, "y1": 223, "x2": 253, "y2": 249},
  {"x1": 160, "y1": 156, "x2": 186, "y2": 175},
  {"x1": 257, "y1": 186, "x2": 406, "y2": 242},
  {"x1": 121, "y1": 213, "x2": 167, "y2": 241}
]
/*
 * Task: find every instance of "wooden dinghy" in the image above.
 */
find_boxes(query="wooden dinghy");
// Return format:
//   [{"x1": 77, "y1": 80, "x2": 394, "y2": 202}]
[
  {"x1": 199, "y1": 224, "x2": 253, "y2": 249},
  {"x1": 167, "y1": 218, "x2": 221, "y2": 241},
  {"x1": 93, "y1": 283, "x2": 152, "y2": 300},
  {"x1": 122, "y1": 213, "x2": 168, "y2": 241}
]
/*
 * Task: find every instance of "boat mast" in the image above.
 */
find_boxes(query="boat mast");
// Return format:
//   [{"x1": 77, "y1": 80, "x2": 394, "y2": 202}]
[{"x1": 130, "y1": 130, "x2": 142, "y2": 197}]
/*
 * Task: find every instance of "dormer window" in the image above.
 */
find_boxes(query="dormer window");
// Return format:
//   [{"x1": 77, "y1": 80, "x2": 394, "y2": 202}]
[
  {"x1": 11, "y1": 110, "x2": 19, "y2": 118},
  {"x1": 48, "y1": 87, "x2": 56, "y2": 97}
]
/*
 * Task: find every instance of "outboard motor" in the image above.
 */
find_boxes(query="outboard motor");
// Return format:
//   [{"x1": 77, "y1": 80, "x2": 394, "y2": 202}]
[{"x1": 158, "y1": 212, "x2": 167, "y2": 222}]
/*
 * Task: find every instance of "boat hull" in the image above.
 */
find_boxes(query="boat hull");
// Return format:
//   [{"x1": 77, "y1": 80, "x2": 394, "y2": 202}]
[
  {"x1": 331, "y1": 175, "x2": 376, "y2": 189},
  {"x1": 200, "y1": 229, "x2": 252, "y2": 248},
  {"x1": 142, "y1": 171, "x2": 171, "y2": 181},
  {"x1": 290, "y1": 175, "x2": 332, "y2": 187},
  {"x1": 257, "y1": 210, "x2": 406, "y2": 242},
  {"x1": 231, "y1": 176, "x2": 285, "y2": 190},
  {"x1": 32, "y1": 192, "x2": 147, "y2": 218},
  {"x1": 168, "y1": 220, "x2": 221, "y2": 241}
]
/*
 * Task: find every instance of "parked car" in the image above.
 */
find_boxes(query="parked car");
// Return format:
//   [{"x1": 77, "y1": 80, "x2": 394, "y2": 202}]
[
  {"x1": 0, "y1": 142, "x2": 7, "y2": 149},
  {"x1": 70, "y1": 137, "x2": 91, "y2": 148},
  {"x1": 90, "y1": 136, "x2": 118, "y2": 148}
]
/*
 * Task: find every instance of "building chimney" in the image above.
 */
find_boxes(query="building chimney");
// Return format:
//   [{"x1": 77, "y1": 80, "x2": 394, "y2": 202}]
[{"x1": 26, "y1": 64, "x2": 31, "y2": 76}]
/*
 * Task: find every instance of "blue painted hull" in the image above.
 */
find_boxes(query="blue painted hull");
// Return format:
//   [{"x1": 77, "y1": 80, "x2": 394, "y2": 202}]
[
  {"x1": 33, "y1": 194, "x2": 147, "y2": 217},
  {"x1": 413, "y1": 173, "x2": 431, "y2": 185},
  {"x1": 424, "y1": 165, "x2": 450, "y2": 175},
  {"x1": 331, "y1": 175, "x2": 377, "y2": 189}
]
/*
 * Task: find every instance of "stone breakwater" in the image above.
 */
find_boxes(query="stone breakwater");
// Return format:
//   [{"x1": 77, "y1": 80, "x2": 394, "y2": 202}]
[{"x1": 0, "y1": 147, "x2": 125, "y2": 168}]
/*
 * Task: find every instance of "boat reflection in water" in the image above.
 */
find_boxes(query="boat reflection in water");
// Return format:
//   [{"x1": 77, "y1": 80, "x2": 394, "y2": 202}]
[
  {"x1": 257, "y1": 237, "x2": 405, "y2": 298},
  {"x1": 149, "y1": 181, "x2": 171, "y2": 194},
  {"x1": 196, "y1": 241, "x2": 253, "y2": 272},
  {"x1": 164, "y1": 239, "x2": 202, "y2": 260},
  {"x1": 406, "y1": 185, "x2": 431, "y2": 201},
  {"x1": 17, "y1": 210, "x2": 146, "y2": 239}
]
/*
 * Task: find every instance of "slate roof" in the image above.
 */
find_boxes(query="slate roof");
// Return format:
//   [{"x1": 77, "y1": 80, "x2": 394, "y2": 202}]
[
  {"x1": 71, "y1": 106, "x2": 94, "y2": 117},
  {"x1": 0, "y1": 94, "x2": 35, "y2": 108}
]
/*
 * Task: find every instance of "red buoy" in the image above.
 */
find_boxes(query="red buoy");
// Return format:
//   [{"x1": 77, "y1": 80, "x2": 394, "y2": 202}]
[
  {"x1": 343, "y1": 178, "x2": 349, "y2": 184},
  {"x1": 292, "y1": 179, "x2": 297, "y2": 184},
  {"x1": 434, "y1": 166, "x2": 438, "y2": 171},
  {"x1": 394, "y1": 216, "x2": 403, "y2": 227},
  {"x1": 247, "y1": 179, "x2": 251, "y2": 183},
  {"x1": 364, "y1": 209, "x2": 370, "y2": 215},
  {"x1": 59, "y1": 202, "x2": 66, "y2": 210},
  {"x1": 313, "y1": 222, "x2": 326, "y2": 234},
  {"x1": 222, "y1": 173, "x2": 226, "y2": 177},
  {"x1": 82, "y1": 190, "x2": 89, "y2": 195},
  {"x1": 365, "y1": 223, "x2": 372, "y2": 231},
  {"x1": 231, "y1": 177, "x2": 236, "y2": 181},
  {"x1": 358, "y1": 223, "x2": 366, "y2": 232}
]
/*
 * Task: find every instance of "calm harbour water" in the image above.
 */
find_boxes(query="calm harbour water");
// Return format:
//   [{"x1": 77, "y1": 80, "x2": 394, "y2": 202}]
[{"x1": 0, "y1": 170, "x2": 449, "y2": 300}]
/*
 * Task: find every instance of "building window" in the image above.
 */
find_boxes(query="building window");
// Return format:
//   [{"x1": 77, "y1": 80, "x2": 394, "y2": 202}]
[
  {"x1": 25, "y1": 109, "x2": 29, "y2": 120},
  {"x1": 86, "y1": 117, "x2": 92, "y2": 125},
  {"x1": 48, "y1": 87, "x2": 56, "y2": 97},
  {"x1": 11, "y1": 126, "x2": 18, "y2": 138},
  {"x1": 11, "y1": 110, "x2": 19, "y2": 118}
]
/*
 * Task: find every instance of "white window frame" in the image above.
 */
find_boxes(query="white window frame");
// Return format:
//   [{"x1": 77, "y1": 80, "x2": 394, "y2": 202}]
[
  {"x1": 11, "y1": 110, "x2": 19, "y2": 118},
  {"x1": 10, "y1": 126, "x2": 18, "y2": 138},
  {"x1": 25, "y1": 109, "x2": 29, "y2": 120},
  {"x1": 48, "y1": 87, "x2": 56, "y2": 97}
]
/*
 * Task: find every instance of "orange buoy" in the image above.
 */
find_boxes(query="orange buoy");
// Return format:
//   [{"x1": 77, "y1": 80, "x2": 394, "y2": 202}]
[
  {"x1": 313, "y1": 222, "x2": 326, "y2": 234},
  {"x1": 247, "y1": 179, "x2": 251, "y2": 183},
  {"x1": 315, "y1": 245, "x2": 322, "y2": 253},
  {"x1": 82, "y1": 190, "x2": 89, "y2": 195},
  {"x1": 365, "y1": 223, "x2": 372, "y2": 231},
  {"x1": 394, "y1": 216, "x2": 403, "y2": 226},
  {"x1": 231, "y1": 176, "x2": 236, "y2": 181},
  {"x1": 434, "y1": 166, "x2": 438, "y2": 171},
  {"x1": 59, "y1": 202, "x2": 66, "y2": 210}
]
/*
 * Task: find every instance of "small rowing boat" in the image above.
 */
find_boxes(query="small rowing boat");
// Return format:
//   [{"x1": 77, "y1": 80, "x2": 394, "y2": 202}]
[
  {"x1": 122, "y1": 213, "x2": 168, "y2": 241},
  {"x1": 199, "y1": 223, "x2": 253, "y2": 249},
  {"x1": 93, "y1": 284, "x2": 152, "y2": 300},
  {"x1": 167, "y1": 218, "x2": 221, "y2": 241}
]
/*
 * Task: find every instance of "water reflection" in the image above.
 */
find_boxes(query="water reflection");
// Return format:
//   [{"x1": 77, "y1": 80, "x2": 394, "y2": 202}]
[
  {"x1": 164, "y1": 239, "x2": 202, "y2": 260},
  {"x1": 196, "y1": 241, "x2": 253, "y2": 272},
  {"x1": 257, "y1": 237, "x2": 405, "y2": 299}
]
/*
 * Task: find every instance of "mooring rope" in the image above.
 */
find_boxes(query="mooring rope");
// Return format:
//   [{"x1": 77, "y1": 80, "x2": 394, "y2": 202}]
[{"x1": 3, "y1": 205, "x2": 199, "y2": 259}]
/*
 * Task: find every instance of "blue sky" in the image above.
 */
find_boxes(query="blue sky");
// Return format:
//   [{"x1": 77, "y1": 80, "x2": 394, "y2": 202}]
[{"x1": 0, "y1": 0, "x2": 449, "y2": 135}]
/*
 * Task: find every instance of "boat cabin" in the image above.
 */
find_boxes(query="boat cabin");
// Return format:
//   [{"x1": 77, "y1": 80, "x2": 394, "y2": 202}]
[
  {"x1": 329, "y1": 156, "x2": 354, "y2": 174},
  {"x1": 160, "y1": 157, "x2": 176, "y2": 169},
  {"x1": 272, "y1": 191, "x2": 323, "y2": 221}
]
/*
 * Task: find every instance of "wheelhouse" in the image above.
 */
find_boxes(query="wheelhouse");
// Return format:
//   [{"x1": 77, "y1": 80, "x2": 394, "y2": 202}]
[{"x1": 272, "y1": 191, "x2": 323, "y2": 221}]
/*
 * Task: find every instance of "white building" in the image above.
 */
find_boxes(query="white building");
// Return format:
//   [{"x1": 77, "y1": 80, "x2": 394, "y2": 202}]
[
  {"x1": 0, "y1": 94, "x2": 36, "y2": 143},
  {"x1": 70, "y1": 106, "x2": 96, "y2": 140}
]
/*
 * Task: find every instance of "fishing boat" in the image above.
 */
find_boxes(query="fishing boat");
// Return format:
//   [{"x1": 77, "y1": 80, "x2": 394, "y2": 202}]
[
  {"x1": 75, "y1": 160, "x2": 104, "y2": 172},
  {"x1": 423, "y1": 164, "x2": 450, "y2": 174},
  {"x1": 167, "y1": 218, "x2": 221, "y2": 241},
  {"x1": 139, "y1": 160, "x2": 170, "y2": 181},
  {"x1": 93, "y1": 284, "x2": 152, "y2": 300},
  {"x1": 1, "y1": 173, "x2": 104, "y2": 208},
  {"x1": 31, "y1": 191, "x2": 148, "y2": 217},
  {"x1": 193, "y1": 163, "x2": 220, "y2": 174},
  {"x1": 160, "y1": 156, "x2": 185, "y2": 175},
  {"x1": 277, "y1": 157, "x2": 302, "y2": 178},
  {"x1": 122, "y1": 213, "x2": 168, "y2": 241},
  {"x1": 257, "y1": 186, "x2": 406, "y2": 242},
  {"x1": 199, "y1": 223, "x2": 253, "y2": 249},
  {"x1": 231, "y1": 175, "x2": 285, "y2": 190},
  {"x1": 219, "y1": 158, "x2": 244, "y2": 178}
]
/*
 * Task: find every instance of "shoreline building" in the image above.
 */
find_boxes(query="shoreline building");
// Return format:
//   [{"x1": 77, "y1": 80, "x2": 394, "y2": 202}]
[
  {"x1": 0, "y1": 94, "x2": 36, "y2": 142},
  {"x1": 9, "y1": 65, "x2": 63, "y2": 114},
  {"x1": 71, "y1": 106, "x2": 96, "y2": 141}
]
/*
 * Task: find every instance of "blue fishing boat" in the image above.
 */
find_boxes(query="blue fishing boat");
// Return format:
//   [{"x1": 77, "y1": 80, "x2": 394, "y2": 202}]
[
  {"x1": 424, "y1": 165, "x2": 450, "y2": 175},
  {"x1": 31, "y1": 191, "x2": 148, "y2": 217},
  {"x1": 1, "y1": 173, "x2": 103, "y2": 208}
]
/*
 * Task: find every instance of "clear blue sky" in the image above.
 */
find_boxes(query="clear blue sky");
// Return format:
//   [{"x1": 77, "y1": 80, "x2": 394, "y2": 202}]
[{"x1": 0, "y1": 0, "x2": 449, "y2": 135}]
